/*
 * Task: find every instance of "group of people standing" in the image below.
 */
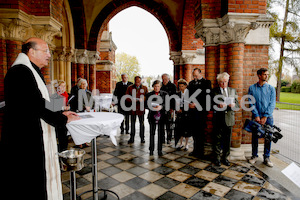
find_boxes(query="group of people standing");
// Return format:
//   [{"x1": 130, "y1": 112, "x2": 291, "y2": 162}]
[{"x1": 113, "y1": 67, "x2": 276, "y2": 168}]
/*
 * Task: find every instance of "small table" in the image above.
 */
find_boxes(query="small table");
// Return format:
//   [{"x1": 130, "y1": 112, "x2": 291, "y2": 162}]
[{"x1": 67, "y1": 112, "x2": 124, "y2": 200}]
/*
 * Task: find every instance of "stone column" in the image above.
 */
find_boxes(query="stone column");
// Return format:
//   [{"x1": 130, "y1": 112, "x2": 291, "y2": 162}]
[
  {"x1": 88, "y1": 50, "x2": 100, "y2": 92},
  {"x1": 65, "y1": 47, "x2": 74, "y2": 92}
]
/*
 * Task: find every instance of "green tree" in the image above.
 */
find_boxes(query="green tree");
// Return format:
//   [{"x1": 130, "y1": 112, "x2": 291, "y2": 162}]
[
  {"x1": 115, "y1": 52, "x2": 141, "y2": 82},
  {"x1": 268, "y1": 0, "x2": 300, "y2": 101}
]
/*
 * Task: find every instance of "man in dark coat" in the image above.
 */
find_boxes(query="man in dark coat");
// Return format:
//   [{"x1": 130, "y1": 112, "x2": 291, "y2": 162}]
[
  {"x1": 187, "y1": 68, "x2": 211, "y2": 158},
  {"x1": 113, "y1": 73, "x2": 133, "y2": 134},
  {"x1": 0, "y1": 38, "x2": 79, "y2": 199},
  {"x1": 161, "y1": 73, "x2": 177, "y2": 144}
]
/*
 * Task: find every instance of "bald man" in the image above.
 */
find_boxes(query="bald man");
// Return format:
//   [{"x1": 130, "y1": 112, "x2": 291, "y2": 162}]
[{"x1": 0, "y1": 38, "x2": 79, "y2": 199}]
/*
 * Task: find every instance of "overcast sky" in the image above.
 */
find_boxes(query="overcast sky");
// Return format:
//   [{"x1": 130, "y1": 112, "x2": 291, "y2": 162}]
[{"x1": 109, "y1": 6, "x2": 173, "y2": 77}]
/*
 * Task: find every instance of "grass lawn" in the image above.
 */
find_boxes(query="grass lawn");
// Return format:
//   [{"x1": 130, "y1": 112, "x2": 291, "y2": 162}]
[{"x1": 276, "y1": 92, "x2": 300, "y2": 110}]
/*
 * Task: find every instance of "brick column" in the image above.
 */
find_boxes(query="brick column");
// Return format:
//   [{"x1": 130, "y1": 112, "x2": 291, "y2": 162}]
[
  {"x1": 227, "y1": 43, "x2": 245, "y2": 158},
  {"x1": 6, "y1": 40, "x2": 22, "y2": 70},
  {"x1": 76, "y1": 49, "x2": 88, "y2": 79},
  {"x1": 205, "y1": 46, "x2": 220, "y2": 88}
]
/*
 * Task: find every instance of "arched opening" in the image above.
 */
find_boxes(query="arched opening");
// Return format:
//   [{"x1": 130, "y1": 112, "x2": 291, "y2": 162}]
[{"x1": 109, "y1": 6, "x2": 173, "y2": 78}]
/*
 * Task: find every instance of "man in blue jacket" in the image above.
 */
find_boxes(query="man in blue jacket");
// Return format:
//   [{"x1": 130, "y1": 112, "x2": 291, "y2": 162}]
[{"x1": 248, "y1": 68, "x2": 276, "y2": 167}]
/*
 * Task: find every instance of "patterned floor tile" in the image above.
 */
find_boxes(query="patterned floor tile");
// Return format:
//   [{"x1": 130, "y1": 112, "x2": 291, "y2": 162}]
[
  {"x1": 241, "y1": 174, "x2": 265, "y2": 187},
  {"x1": 121, "y1": 191, "x2": 152, "y2": 200},
  {"x1": 111, "y1": 171, "x2": 136, "y2": 182},
  {"x1": 153, "y1": 166, "x2": 175, "y2": 175},
  {"x1": 60, "y1": 135, "x2": 297, "y2": 200},
  {"x1": 139, "y1": 171, "x2": 164, "y2": 182},
  {"x1": 190, "y1": 190, "x2": 221, "y2": 200},
  {"x1": 167, "y1": 170, "x2": 192, "y2": 182},
  {"x1": 221, "y1": 169, "x2": 245, "y2": 180},
  {"x1": 195, "y1": 170, "x2": 220, "y2": 181},
  {"x1": 170, "y1": 183, "x2": 200, "y2": 198},
  {"x1": 97, "y1": 177, "x2": 120, "y2": 190},
  {"x1": 184, "y1": 176, "x2": 210, "y2": 189},
  {"x1": 179, "y1": 165, "x2": 201, "y2": 175},
  {"x1": 204, "y1": 165, "x2": 227, "y2": 174},
  {"x1": 100, "y1": 166, "x2": 122, "y2": 176},
  {"x1": 202, "y1": 182, "x2": 231, "y2": 197},
  {"x1": 139, "y1": 161, "x2": 161, "y2": 170},
  {"x1": 257, "y1": 188, "x2": 288, "y2": 200},
  {"x1": 212, "y1": 175, "x2": 238, "y2": 188},
  {"x1": 114, "y1": 161, "x2": 136, "y2": 170},
  {"x1": 126, "y1": 166, "x2": 149, "y2": 176},
  {"x1": 157, "y1": 191, "x2": 187, "y2": 200},
  {"x1": 124, "y1": 176, "x2": 151, "y2": 190},
  {"x1": 109, "y1": 183, "x2": 135, "y2": 199},
  {"x1": 138, "y1": 183, "x2": 168, "y2": 199},
  {"x1": 154, "y1": 177, "x2": 181, "y2": 189},
  {"x1": 224, "y1": 189, "x2": 254, "y2": 200},
  {"x1": 164, "y1": 160, "x2": 186, "y2": 170},
  {"x1": 233, "y1": 181, "x2": 262, "y2": 196},
  {"x1": 189, "y1": 160, "x2": 210, "y2": 169}
]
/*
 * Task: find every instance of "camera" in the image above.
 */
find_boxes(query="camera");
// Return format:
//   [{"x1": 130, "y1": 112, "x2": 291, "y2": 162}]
[{"x1": 243, "y1": 119, "x2": 283, "y2": 143}]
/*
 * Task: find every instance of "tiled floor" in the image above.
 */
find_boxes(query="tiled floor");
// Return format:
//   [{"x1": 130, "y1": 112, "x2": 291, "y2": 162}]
[{"x1": 61, "y1": 134, "x2": 295, "y2": 200}]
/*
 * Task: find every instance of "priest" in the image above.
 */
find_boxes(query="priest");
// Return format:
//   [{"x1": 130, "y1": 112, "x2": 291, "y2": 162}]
[{"x1": 0, "y1": 38, "x2": 80, "y2": 199}]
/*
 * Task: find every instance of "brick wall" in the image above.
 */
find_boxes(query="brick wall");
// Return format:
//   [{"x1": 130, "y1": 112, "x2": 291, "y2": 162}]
[
  {"x1": 228, "y1": 0, "x2": 267, "y2": 14},
  {"x1": 96, "y1": 71, "x2": 111, "y2": 93},
  {"x1": 242, "y1": 45, "x2": 269, "y2": 144}
]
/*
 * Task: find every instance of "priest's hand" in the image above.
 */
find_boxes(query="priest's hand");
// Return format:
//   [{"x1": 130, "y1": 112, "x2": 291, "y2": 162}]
[{"x1": 63, "y1": 111, "x2": 80, "y2": 123}]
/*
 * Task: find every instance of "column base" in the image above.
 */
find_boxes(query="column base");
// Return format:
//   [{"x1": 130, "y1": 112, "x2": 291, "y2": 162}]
[{"x1": 229, "y1": 147, "x2": 246, "y2": 161}]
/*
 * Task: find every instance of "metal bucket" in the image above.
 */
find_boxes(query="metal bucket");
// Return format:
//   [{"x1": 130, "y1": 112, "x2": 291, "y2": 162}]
[{"x1": 58, "y1": 149, "x2": 85, "y2": 172}]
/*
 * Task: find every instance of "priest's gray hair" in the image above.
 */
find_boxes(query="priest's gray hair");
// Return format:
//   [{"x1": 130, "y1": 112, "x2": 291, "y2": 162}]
[
  {"x1": 217, "y1": 72, "x2": 230, "y2": 82},
  {"x1": 77, "y1": 78, "x2": 88, "y2": 87}
]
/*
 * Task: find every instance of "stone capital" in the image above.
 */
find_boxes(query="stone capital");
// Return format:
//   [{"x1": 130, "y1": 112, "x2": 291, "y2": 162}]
[
  {"x1": 195, "y1": 13, "x2": 271, "y2": 46},
  {"x1": 76, "y1": 49, "x2": 88, "y2": 64},
  {"x1": 169, "y1": 51, "x2": 182, "y2": 65},
  {"x1": 0, "y1": 8, "x2": 62, "y2": 46},
  {"x1": 87, "y1": 51, "x2": 100, "y2": 65},
  {"x1": 181, "y1": 49, "x2": 205, "y2": 65},
  {"x1": 65, "y1": 47, "x2": 75, "y2": 62},
  {"x1": 53, "y1": 46, "x2": 66, "y2": 61}
]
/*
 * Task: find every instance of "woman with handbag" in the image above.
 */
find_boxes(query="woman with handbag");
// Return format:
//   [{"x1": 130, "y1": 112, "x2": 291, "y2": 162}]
[{"x1": 146, "y1": 80, "x2": 168, "y2": 156}]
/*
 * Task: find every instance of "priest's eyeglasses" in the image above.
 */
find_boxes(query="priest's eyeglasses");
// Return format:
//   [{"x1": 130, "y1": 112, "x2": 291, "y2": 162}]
[{"x1": 34, "y1": 48, "x2": 51, "y2": 54}]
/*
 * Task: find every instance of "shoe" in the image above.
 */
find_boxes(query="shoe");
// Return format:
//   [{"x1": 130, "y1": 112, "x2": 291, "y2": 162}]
[
  {"x1": 150, "y1": 151, "x2": 154, "y2": 156},
  {"x1": 120, "y1": 130, "x2": 124, "y2": 134},
  {"x1": 158, "y1": 151, "x2": 163, "y2": 156},
  {"x1": 222, "y1": 159, "x2": 230, "y2": 166},
  {"x1": 214, "y1": 159, "x2": 221, "y2": 166},
  {"x1": 126, "y1": 131, "x2": 130, "y2": 134},
  {"x1": 128, "y1": 139, "x2": 134, "y2": 144},
  {"x1": 141, "y1": 140, "x2": 145, "y2": 144},
  {"x1": 263, "y1": 158, "x2": 273, "y2": 167},
  {"x1": 183, "y1": 145, "x2": 189, "y2": 151},
  {"x1": 249, "y1": 156, "x2": 258, "y2": 165}
]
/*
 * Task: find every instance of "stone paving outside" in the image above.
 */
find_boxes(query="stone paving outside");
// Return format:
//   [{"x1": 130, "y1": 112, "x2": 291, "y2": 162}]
[{"x1": 61, "y1": 131, "x2": 297, "y2": 200}]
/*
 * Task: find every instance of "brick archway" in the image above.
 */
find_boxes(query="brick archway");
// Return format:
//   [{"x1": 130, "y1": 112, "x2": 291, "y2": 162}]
[{"x1": 87, "y1": 0, "x2": 181, "y2": 52}]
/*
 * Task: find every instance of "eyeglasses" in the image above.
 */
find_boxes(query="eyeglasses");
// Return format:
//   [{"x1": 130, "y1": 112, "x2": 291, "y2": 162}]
[{"x1": 34, "y1": 48, "x2": 51, "y2": 54}]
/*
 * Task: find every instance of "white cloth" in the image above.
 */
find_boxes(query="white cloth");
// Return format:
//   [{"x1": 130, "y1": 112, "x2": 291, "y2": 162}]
[
  {"x1": 67, "y1": 112, "x2": 124, "y2": 145},
  {"x1": 12, "y1": 53, "x2": 63, "y2": 200}
]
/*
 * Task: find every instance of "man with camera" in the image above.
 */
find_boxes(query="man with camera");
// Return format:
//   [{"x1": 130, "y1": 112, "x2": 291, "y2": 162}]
[{"x1": 248, "y1": 68, "x2": 276, "y2": 167}]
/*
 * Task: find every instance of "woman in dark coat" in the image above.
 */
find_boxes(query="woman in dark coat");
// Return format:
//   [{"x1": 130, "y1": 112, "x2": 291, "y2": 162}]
[
  {"x1": 174, "y1": 79, "x2": 192, "y2": 151},
  {"x1": 146, "y1": 80, "x2": 168, "y2": 156}
]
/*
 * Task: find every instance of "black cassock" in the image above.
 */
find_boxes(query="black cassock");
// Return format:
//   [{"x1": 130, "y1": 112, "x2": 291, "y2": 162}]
[{"x1": 0, "y1": 62, "x2": 67, "y2": 199}]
